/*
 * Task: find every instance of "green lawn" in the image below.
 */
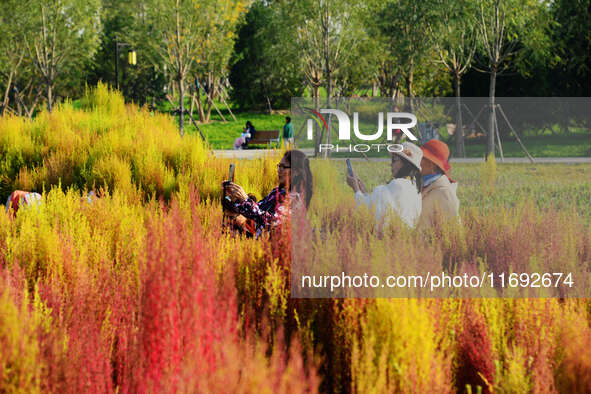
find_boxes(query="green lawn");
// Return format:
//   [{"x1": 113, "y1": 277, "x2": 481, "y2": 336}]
[
  {"x1": 191, "y1": 115, "x2": 590, "y2": 156},
  {"x1": 157, "y1": 97, "x2": 287, "y2": 149},
  {"x1": 157, "y1": 96, "x2": 590, "y2": 156},
  {"x1": 460, "y1": 134, "x2": 591, "y2": 158},
  {"x1": 197, "y1": 112, "x2": 286, "y2": 149},
  {"x1": 172, "y1": 110, "x2": 591, "y2": 156}
]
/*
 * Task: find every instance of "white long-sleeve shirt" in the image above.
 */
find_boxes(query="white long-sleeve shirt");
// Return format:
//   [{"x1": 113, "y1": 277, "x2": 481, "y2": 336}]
[{"x1": 355, "y1": 178, "x2": 422, "y2": 228}]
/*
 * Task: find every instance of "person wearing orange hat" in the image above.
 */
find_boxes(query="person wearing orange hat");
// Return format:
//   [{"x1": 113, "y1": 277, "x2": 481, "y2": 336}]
[{"x1": 417, "y1": 139, "x2": 460, "y2": 228}]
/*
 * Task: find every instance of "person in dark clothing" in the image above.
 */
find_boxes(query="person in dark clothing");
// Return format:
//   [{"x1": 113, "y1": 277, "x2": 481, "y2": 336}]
[
  {"x1": 245, "y1": 121, "x2": 256, "y2": 139},
  {"x1": 283, "y1": 117, "x2": 294, "y2": 148},
  {"x1": 233, "y1": 121, "x2": 257, "y2": 149}
]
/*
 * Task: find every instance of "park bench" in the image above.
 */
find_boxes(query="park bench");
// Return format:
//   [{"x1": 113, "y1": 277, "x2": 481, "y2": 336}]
[{"x1": 247, "y1": 130, "x2": 281, "y2": 148}]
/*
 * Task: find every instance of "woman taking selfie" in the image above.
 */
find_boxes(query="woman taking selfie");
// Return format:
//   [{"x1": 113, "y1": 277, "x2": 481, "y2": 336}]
[
  {"x1": 346, "y1": 142, "x2": 423, "y2": 228},
  {"x1": 223, "y1": 149, "x2": 313, "y2": 238}
]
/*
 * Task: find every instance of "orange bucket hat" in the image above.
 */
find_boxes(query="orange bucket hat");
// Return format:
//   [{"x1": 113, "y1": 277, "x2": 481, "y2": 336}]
[{"x1": 421, "y1": 140, "x2": 451, "y2": 175}]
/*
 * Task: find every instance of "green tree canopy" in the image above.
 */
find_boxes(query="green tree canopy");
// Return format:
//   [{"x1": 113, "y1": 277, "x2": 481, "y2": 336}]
[{"x1": 229, "y1": 1, "x2": 304, "y2": 111}]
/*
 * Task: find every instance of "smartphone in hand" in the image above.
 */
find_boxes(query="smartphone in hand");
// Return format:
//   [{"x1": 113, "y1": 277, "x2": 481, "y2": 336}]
[
  {"x1": 228, "y1": 163, "x2": 235, "y2": 183},
  {"x1": 223, "y1": 164, "x2": 236, "y2": 205},
  {"x1": 346, "y1": 159, "x2": 354, "y2": 176}
]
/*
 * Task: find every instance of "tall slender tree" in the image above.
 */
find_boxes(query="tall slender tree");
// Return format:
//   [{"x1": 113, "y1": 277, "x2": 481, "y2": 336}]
[
  {"x1": 194, "y1": 0, "x2": 245, "y2": 122},
  {"x1": 375, "y1": 0, "x2": 440, "y2": 111},
  {"x1": 295, "y1": 0, "x2": 367, "y2": 156},
  {"x1": 431, "y1": 0, "x2": 478, "y2": 157},
  {"x1": 475, "y1": 0, "x2": 551, "y2": 157},
  {"x1": 229, "y1": 1, "x2": 304, "y2": 111},
  {"x1": 551, "y1": 0, "x2": 591, "y2": 97},
  {"x1": 27, "y1": 0, "x2": 102, "y2": 112},
  {"x1": 143, "y1": 0, "x2": 244, "y2": 132},
  {"x1": 0, "y1": 0, "x2": 32, "y2": 116}
]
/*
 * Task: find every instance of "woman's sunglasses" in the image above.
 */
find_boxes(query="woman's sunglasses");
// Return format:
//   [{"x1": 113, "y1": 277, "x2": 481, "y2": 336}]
[{"x1": 278, "y1": 164, "x2": 291, "y2": 170}]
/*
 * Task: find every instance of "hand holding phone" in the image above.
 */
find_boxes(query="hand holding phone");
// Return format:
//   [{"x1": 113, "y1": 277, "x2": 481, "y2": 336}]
[
  {"x1": 345, "y1": 159, "x2": 367, "y2": 194},
  {"x1": 223, "y1": 164, "x2": 236, "y2": 207},
  {"x1": 223, "y1": 163, "x2": 247, "y2": 204},
  {"x1": 345, "y1": 159, "x2": 357, "y2": 190},
  {"x1": 346, "y1": 159, "x2": 354, "y2": 176},
  {"x1": 228, "y1": 164, "x2": 235, "y2": 183}
]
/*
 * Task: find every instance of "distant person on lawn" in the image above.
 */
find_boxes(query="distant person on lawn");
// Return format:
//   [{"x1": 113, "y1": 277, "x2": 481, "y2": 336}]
[
  {"x1": 417, "y1": 139, "x2": 460, "y2": 228},
  {"x1": 346, "y1": 142, "x2": 423, "y2": 228},
  {"x1": 233, "y1": 121, "x2": 256, "y2": 150},
  {"x1": 283, "y1": 117, "x2": 294, "y2": 148}
]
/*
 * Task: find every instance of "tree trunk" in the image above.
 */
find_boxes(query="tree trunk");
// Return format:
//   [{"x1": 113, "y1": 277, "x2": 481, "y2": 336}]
[
  {"x1": 406, "y1": 58, "x2": 414, "y2": 113},
  {"x1": 324, "y1": 6, "x2": 331, "y2": 159},
  {"x1": 2, "y1": 50, "x2": 25, "y2": 116},
  {"x1": 204, "y1": 73, "x2": 213, "y2": 122},
  {"x1": 314, "y1": 86, "x2": 320, "y2": 157},
  {"x1": 178, "y1": 77, "x2": 184, "y2": 136},
  {"x1": 454, "y1": 72, "x2": 465, "y2": 157},
  {"x1": 560, "y1": 105, "x2": 570, "y2": 134},
  {"x1": 190, "y1": 88, "x2": 195, "y2": 116},
  {"x1": 1, "y1": 71, "x2": 13, "y2": 116},
  {"x1": 196, "y1": 89, "x2": 205, "y2": 122},
  {"x1": 16, "y1": 97, "x2": 22, "y2": 116},
  {"x1": 487, "y1": 68, "x2": 497, "y2": 158},
  {"x1": 47, "y1": 82, "x2": 53, "y2": 113}
]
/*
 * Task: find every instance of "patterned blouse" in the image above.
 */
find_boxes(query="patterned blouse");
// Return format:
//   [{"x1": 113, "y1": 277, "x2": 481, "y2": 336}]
[{"x1": 234, "y1": 187, "x2": 297, "y2": 237}]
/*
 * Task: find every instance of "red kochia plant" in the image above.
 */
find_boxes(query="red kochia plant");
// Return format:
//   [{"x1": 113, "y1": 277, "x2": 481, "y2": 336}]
[
  {"x1": 128, "y1": 193, "x2": 238, "y2": 393},
  {"x1": 456, "y1": 302, "x2": 495, "y2": 393},
  {"x1": 512, "y1": 300, "x2": 558, "y2": 392},
  {"x1": 1, "y1": 187, "x2": 317, "y2": 393},
  {"x1": 555, "y1": 301, "x2": 591, "y2": 393},
  {"x1": 33, "y1": 232, "x2": 123, "y2": 394}
]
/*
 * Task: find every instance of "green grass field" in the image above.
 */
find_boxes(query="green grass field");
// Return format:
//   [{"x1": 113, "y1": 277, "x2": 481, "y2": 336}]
[
  {"x1": 462, "y1": 134, "x2": 591, "y2": 158},
  {"x1": 197, "y1": 114, "x2": 590, "y2": 156},
  {"x1": 158, "y1": 99, "x2": 286, "y2": 149},
  {"x1": 161, "y1": 95, "x2": 590, "y2": 156},
  {"x1": 198, "y1": 112, "x2": 286, "y2": 149},
  {"x1": 195, "y1": 116, "x2": 590, "y2": 157}
]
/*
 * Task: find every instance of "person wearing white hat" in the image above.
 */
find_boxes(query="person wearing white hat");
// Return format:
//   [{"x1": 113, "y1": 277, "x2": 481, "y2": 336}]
[{"x1": 346, "y1": 142, "x2": 423, "y2": 228}]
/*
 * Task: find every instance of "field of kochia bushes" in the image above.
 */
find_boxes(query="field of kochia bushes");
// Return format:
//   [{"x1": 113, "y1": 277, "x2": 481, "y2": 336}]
[{"x1": 1, "y1": 85, "x2": 590, "y2": 393}]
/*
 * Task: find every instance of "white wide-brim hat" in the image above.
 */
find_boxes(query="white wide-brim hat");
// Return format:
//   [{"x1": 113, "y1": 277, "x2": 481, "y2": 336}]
[{"x1": 391, "y1": 142, "x2": 422, "y2": 171}]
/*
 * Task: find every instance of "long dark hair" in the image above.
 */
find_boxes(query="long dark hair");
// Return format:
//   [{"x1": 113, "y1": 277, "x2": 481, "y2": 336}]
[
  {"x1": 395, "y1": 158, "x2": 423, "y2": 193},
  {"x1": 284, "y1": 150, "x2": 313, "y2": 208}
]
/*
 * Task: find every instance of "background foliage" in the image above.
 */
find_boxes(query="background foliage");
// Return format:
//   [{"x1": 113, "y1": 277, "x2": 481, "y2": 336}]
[{"x1": 1, "y1": 0, "x2": 591, "y2": 115}]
